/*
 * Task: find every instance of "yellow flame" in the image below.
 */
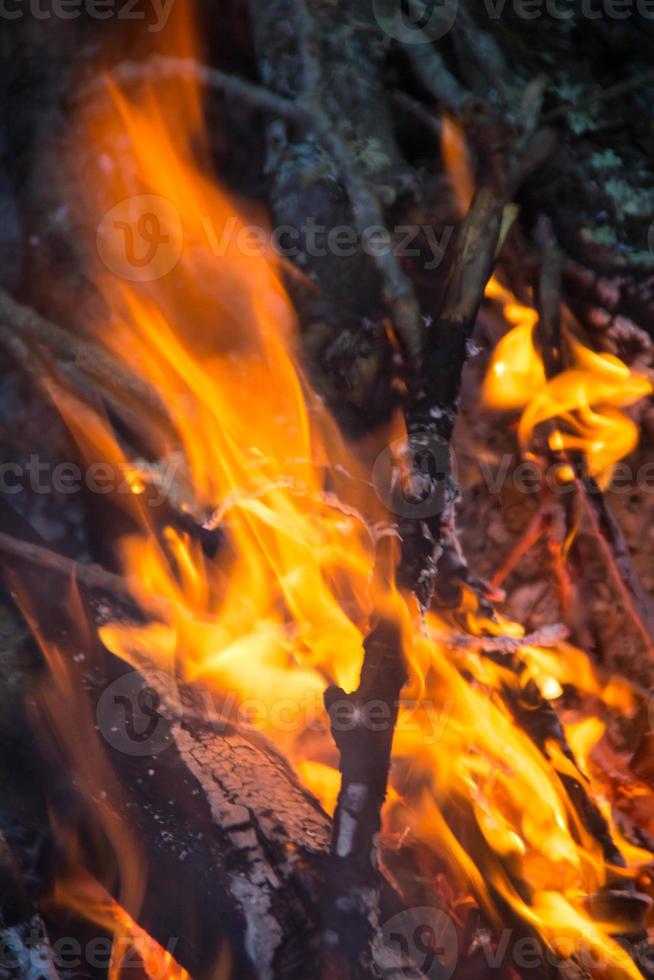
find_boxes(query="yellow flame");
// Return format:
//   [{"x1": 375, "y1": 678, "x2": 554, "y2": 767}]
[{"x1": 482, "y1": 277, "x2": 651, "y2": 486}]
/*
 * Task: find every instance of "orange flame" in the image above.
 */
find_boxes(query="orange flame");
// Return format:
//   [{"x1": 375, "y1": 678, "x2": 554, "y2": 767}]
[
  {"x1": 482, "y1": 277, "x2": 652, "y2": 486},
  {"x1": 25, "y1": 6, "x2": 654, "y2": 977},
  {"x1": 441, "y1": 113, "x2": 474, "y2": 216},
  {"x1": 50, "y1": 871, "x2": 195, "y2": 980}
]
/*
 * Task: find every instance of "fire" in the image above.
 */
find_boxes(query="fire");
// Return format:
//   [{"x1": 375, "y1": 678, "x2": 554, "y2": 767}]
[
  {"x1": 50, "y1": 871, "x2": 193, "y2": 980},
  {"x1": 441, "y1": 113, "x2": 474, "y2": 216},
  {"x1": 22, "y1": 5, "x2": 654, "y2": 977},
  {"x1": 482, "y1": 276, "x2": 652, "y2": 486},
  {"x1": 69, "y1": 73, "x2": 380, "y2": 712}
]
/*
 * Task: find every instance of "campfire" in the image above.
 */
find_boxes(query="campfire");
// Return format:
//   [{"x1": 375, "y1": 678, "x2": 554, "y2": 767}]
[{"x1": 2, "y1": 2, "x2": 654, "y2": 978}]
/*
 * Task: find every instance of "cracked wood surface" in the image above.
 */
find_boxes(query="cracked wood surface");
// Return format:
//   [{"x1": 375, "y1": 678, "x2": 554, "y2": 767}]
[{"x1": 77, "y1": 667, "x2": 333, "y2": 980}]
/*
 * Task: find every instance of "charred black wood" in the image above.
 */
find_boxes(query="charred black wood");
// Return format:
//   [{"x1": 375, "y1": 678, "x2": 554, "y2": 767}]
[
  {"x1": 246, "y1": 0, "x2": 431, "y2": 423},
  {"x1": 0, "y1": 539, "x2": 428, "y2": 980},
  {"x1": 399, "y1": 188, "x2": 504, "y2": 608},
  {"x1": 322, "y1": 615, "x2": 406, "y2": 979}
]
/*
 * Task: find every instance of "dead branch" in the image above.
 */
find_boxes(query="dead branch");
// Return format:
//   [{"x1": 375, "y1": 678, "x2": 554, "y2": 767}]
[
  {"x1": 323, "y1": 614, "x2": 406, "y2": 979},
  {"x1": 534, "y1": 239, "x2": 654, "y2": 649},
  {"x1": 400, "y1": 41, "x2": 471, "y2": 115},
  {"x1": 400, "y1": 188, "x2": 505, "y2": 607},
  {"x1": 507, "y1": 239, "x2": 654, "y2": 937},
  {"x1": 435, "y1": 621, "x2": 568, "y2": 654},
  {"x1": 573, "y1": 469, "x2": 654, "y2": 653},
  {"x1": 0, "y1": 289, "x2": 162, "y2": 418},
  {"x1": 84, "y1": 56, "x2": 309, "y2": 126},
  {"x1": 0, "y1": 532, "x2": 168, "y2": 619}
]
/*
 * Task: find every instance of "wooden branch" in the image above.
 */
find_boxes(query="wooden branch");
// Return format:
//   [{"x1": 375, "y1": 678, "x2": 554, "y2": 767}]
[
  {"x1": 573, "y1": 469, "x2": 654, "y2": 653},
  {"x1": 84, "y1": 56, "x2": 309, "y2": 126},
  {"x1": 323, "y1": 615, "x2": 406, "y2": 978},
  {"x1": 399, "y1": 187, "x2": 504, "y2": 607},
  {"x1": 534, "y1": 239, "x2": 654, "y2": 650},
  {"x1": 0, "y1": 289, "x2": 163, "y2": 425},
  {"x1": 516, "y1": 239, "x2": 654, "y2": 928},
  {"x1": 0, "y1": 532, "x2": 168, "y2": 619},
  {"x1": 400, "y1": 41, "x2": 471, "y2": 115},
  {"x1": 504, "y1": 679, "x2": 625, "y2": 869},
  {"x1": 321, "y1": 186, "x2": 507, "y2": 973}
]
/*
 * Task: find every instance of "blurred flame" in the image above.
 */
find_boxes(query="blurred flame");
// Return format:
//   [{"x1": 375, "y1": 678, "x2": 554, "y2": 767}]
[
  {"x1": 26, "y1": 6, "x2": 654, "y2": 977},
  {"x1": 51, "y1": 872, "x2": 194, "y2": 980},
  {"x1": 482, "y1": 277, "x2": 652, "y2": 486},
  {"x1": 441, "y1": 113, "x2": 474, "y2": 216}
]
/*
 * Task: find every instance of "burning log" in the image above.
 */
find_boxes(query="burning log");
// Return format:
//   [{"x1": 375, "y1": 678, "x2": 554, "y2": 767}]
[
  {"x1": 0, "y1": 499, "x2": 426, "y2": 980},
  {"x1": 319, "y1": 187, "x2": 507, "y2": 975},
  {"x1": 0, "y1": 540, "x2": 332, "y2": 979},
  {"x1": 320, "y1": 70, "x2": 558, "y2": 972}
]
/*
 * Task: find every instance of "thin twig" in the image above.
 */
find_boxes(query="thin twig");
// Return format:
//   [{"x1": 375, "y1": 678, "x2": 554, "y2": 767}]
[
  {"x1": 574, "y1": 470, "x2": 654, "y2": 655},
  {"x1": 434, "y1": 621, "x2": 569, "y2": 653},
  {"x1": 0, "y1": 289, "x2": 163, "y2": 418},
  {"x1": 400, "y1": 40, "x2": 471, "y2": 114},
  {"x1": 533, "y1": 238, "x2": 654, "y2": 651},
  {"x1": 391, "y1": 92, "x2": 442, "y2": 140},
  {"x1": 541, "y1": 68, "x2": 654, "y2": 124},
  {"x1": 0, "y1": 532, "x2": 168, "y2": 619},
  {"x1": 83, "y1": 56, "x2": 308, "y2": 126},
  {"x1": 490, "y1": 505, "x2": 547, "y2": 589}
]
